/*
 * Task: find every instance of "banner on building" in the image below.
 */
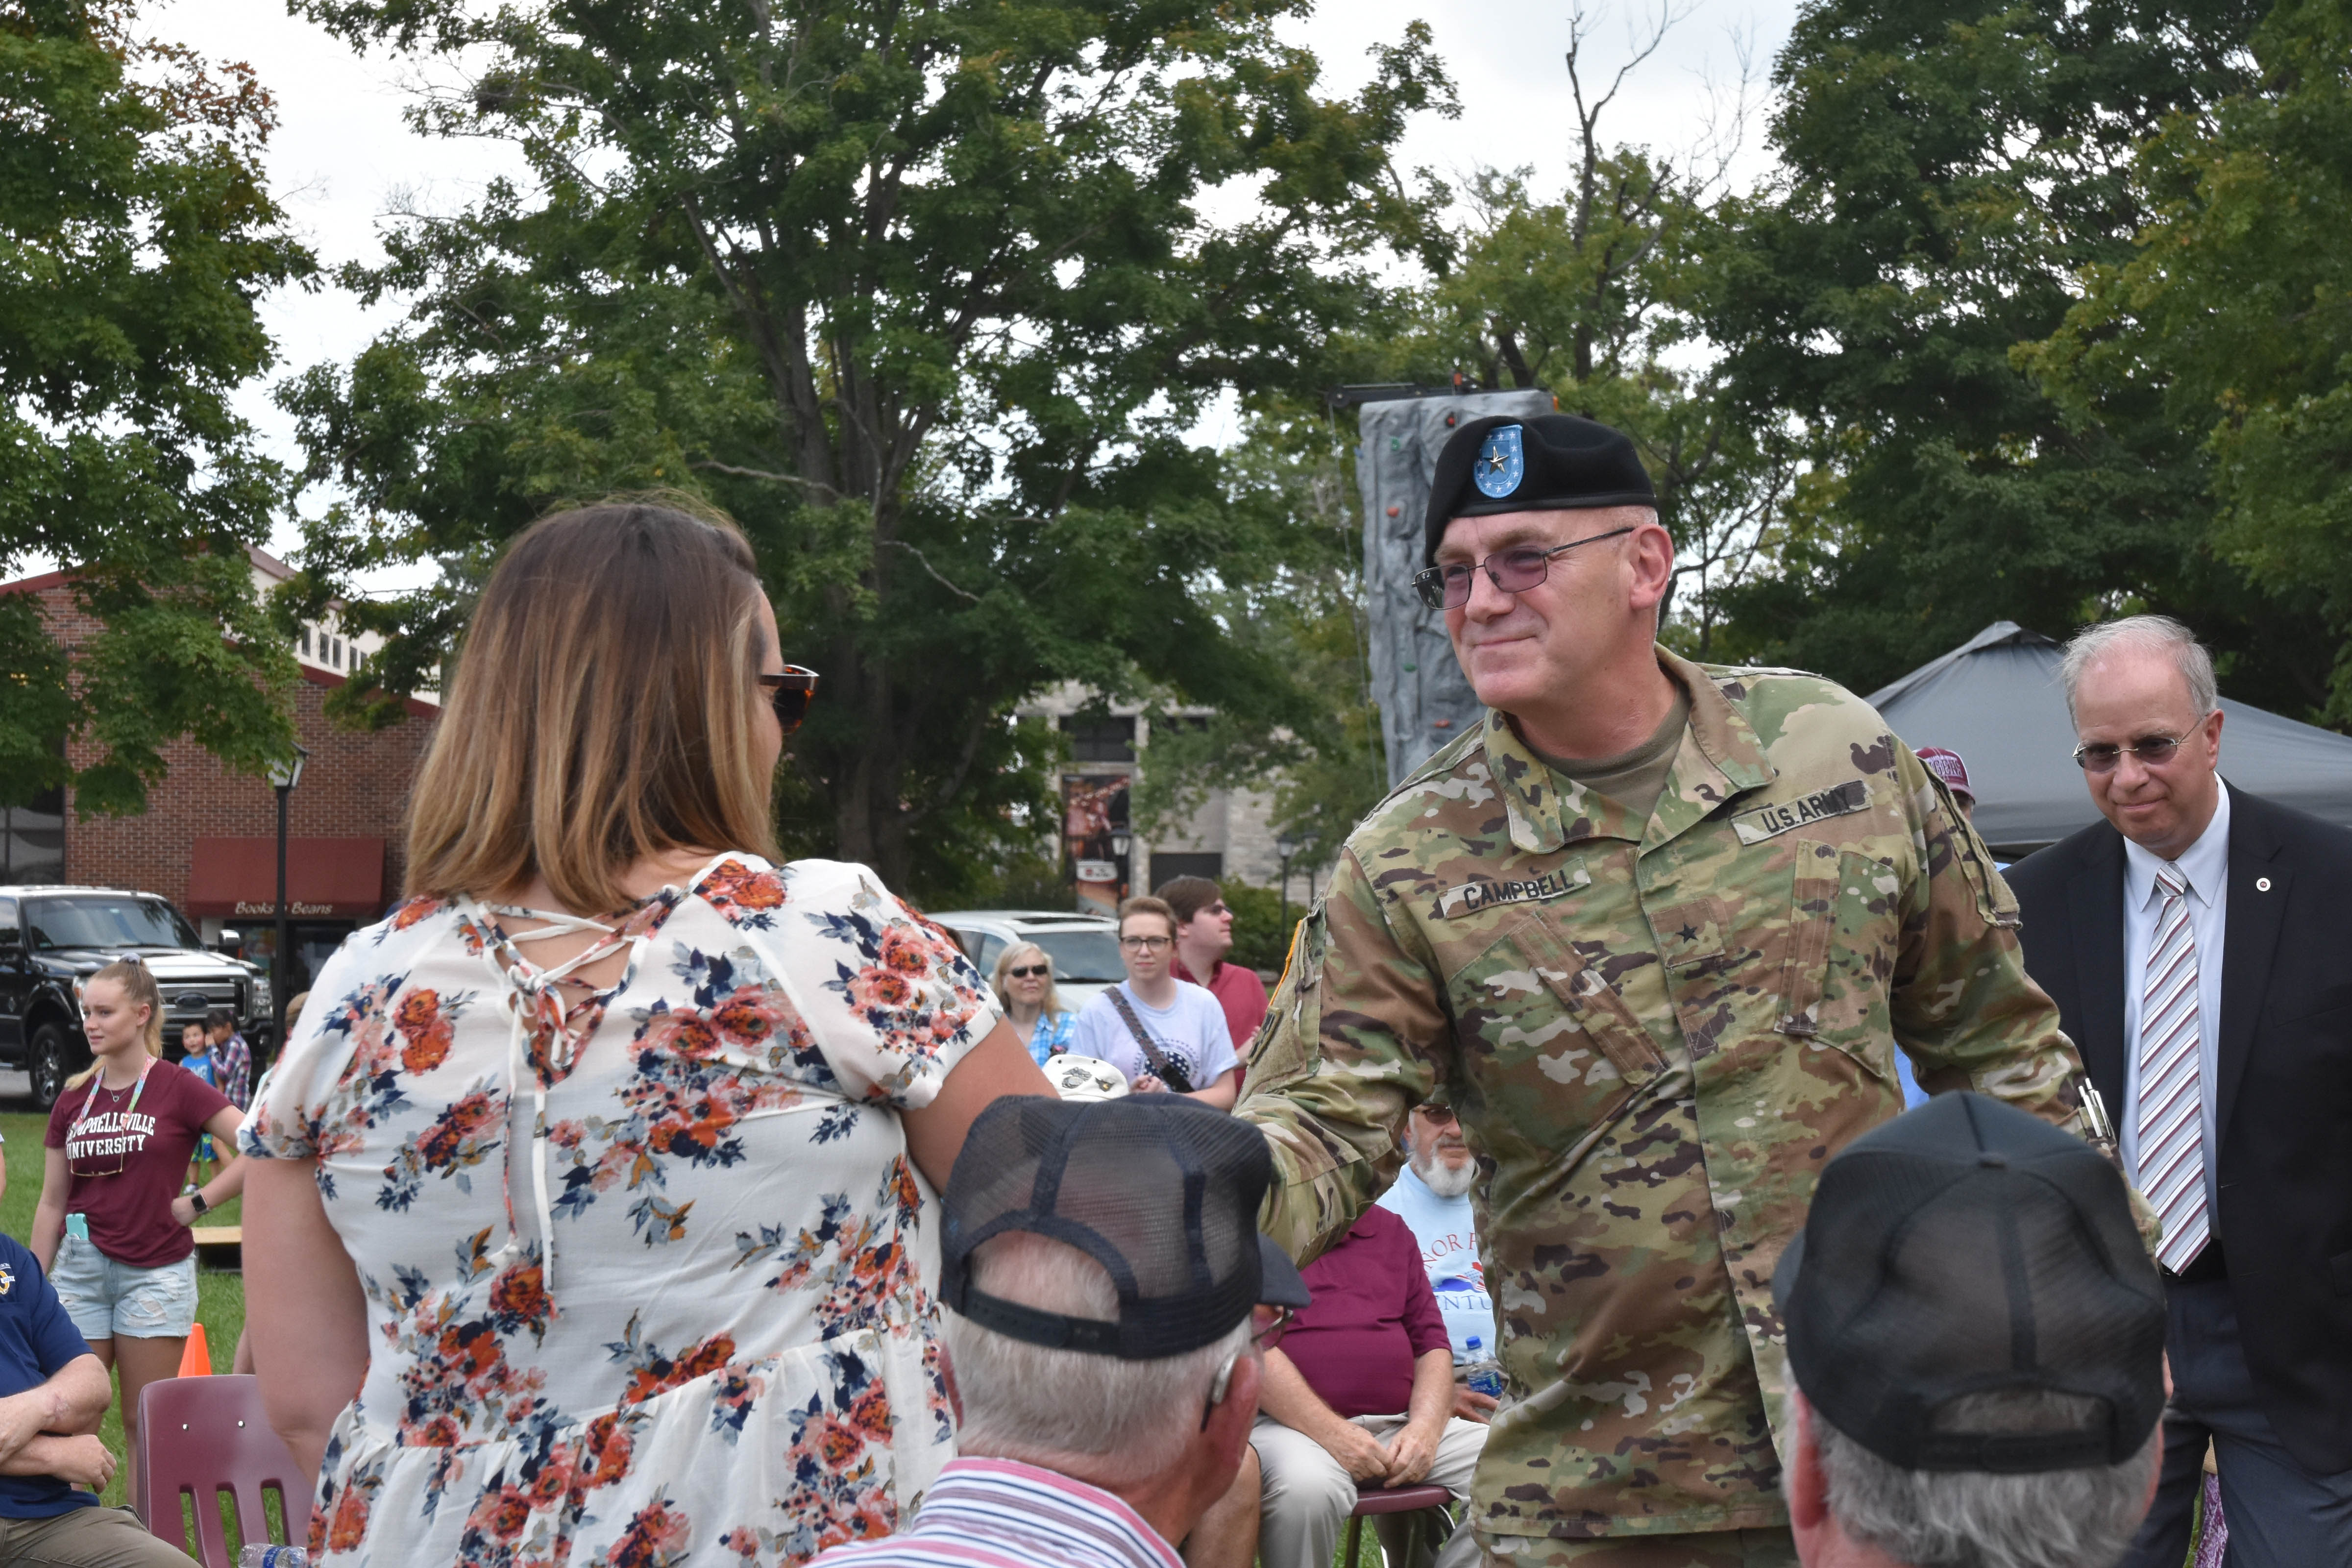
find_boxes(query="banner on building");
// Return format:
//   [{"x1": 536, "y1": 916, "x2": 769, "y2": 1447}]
[{"x1": 1062, "y1": 773, "x2": 1131, "y2": 916}]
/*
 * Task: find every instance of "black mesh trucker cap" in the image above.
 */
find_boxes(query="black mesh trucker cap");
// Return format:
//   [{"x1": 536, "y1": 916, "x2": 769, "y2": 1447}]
[
  {"x1": 1773, "y1": 1092, "x2": 2166, "y2": 1473},
  {"x1": 1423, "y1": 413, "x2": 1656, "y2": 567},
  {"x1": 939, "y1": 1095, "x2": 1311, "y2": 1360}
]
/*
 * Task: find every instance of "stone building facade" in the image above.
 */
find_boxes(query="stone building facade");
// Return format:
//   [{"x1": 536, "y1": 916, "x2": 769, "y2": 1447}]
[{"x1": 1019, "y1": 685, "x2": 1287, "y2": 913}]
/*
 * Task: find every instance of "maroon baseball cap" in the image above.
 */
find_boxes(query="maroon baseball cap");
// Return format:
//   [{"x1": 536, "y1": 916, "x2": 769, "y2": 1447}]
[{"x1": 1915, "y1": 746, "x2": 1975, "y2": 804}]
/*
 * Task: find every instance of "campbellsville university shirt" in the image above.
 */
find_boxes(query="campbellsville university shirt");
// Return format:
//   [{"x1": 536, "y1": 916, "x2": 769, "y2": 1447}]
[
  {"x1": 1280, "y1": 1204, "x2": 1449, "y2": 1418},
  {"x1": 45, "y1": 1058, "x2": 231, "y2": 1270}
]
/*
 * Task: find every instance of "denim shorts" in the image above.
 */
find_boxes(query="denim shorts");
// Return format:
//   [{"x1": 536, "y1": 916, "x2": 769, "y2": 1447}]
[{"x1": 49, "y1": 1233, "x2": 197, "y2": 1341}]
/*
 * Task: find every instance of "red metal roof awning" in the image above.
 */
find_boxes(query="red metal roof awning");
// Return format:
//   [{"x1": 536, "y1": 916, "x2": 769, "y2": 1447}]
[{"x1": 185, "y1": 838, "x2": 387, "y2": 920}]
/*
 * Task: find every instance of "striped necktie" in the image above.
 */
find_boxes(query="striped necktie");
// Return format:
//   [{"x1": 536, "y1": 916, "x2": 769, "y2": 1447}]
[{"x1": 2138, "y1": 863, "x2": 2210, "y2": 1275}]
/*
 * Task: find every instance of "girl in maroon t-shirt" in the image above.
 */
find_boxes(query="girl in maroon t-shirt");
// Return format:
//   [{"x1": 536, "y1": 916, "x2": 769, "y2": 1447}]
[{"x1": 31, "y1": 956, "x2": 244, "y2": 1516}]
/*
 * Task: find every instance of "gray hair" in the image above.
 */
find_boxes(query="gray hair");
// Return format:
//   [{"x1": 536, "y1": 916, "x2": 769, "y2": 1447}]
[
  {"x1": 2059, "y1": 614, "x2": 2217, "y2": 721},
  {"x1": 1797, "y1": 1384, "x2": 2160, "y2": 1568},
  {"x1": 944, "y1": 1230, "x2": 1252, "y2": 1485}
]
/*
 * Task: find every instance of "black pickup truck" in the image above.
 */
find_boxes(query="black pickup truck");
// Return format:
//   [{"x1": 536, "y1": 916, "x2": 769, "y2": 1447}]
[{"x1": 0, "y1": 886, "x2": 272, "y2": 1109}]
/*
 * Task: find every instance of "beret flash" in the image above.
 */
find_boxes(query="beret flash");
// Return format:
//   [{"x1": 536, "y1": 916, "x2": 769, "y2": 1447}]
[{"x1": 1424, "y1": 413, "x2": 1656, "y2": 567}]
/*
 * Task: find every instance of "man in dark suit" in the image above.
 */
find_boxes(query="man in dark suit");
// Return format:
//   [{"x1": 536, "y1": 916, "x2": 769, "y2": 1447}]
[{"x1": 2006, "y1": 613, "x2": 2352, "y2": 1567}]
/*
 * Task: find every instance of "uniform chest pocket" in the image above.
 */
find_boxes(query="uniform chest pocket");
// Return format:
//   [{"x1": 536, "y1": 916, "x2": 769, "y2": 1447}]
[
  {"x1": 1774, "y1": 838, "x2": 1901, "y2": 1083},
  {"x1": 1446, "y1": 913, "x2": 1669, "y2": 1141}
]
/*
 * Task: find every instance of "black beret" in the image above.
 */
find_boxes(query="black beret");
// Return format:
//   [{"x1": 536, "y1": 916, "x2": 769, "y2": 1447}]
[{"x1": 1423, "y1": 414, "x2": 1656, "y2": 567}]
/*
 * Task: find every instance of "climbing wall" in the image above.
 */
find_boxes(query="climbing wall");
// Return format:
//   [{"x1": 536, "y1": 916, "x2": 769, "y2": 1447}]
[{"x1": 1357, "y1": 390, "x2": 1558, "y2": 787}]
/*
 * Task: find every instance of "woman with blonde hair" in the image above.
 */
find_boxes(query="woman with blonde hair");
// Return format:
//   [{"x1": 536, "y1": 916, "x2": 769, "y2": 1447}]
[
  {"x1": 991, "y1": 942, "x2": 1077, "y2": 1064},
  {"x1": 240, "y1": 503, "x2": 1051, "y2": 1565},
  {"x1": 32, "y1": 956, "x2": 245, "y2": 1514}
]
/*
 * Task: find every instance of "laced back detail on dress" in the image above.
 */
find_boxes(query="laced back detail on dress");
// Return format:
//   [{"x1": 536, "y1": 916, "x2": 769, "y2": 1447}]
[
  {"x1": 458, "y1": 874, "x2": 701, "y2": 1303},
  {"x1": 478, "y1": 902, "x2": 665, "y2": 1083}
]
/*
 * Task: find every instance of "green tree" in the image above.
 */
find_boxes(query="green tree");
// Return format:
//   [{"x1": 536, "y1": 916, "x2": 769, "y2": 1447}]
[
  {"x1": 1380, "y1": 5, "x2": 1797, "y2": 656},
  {"x1": 2032, "y1": 0, "x2": 2352, "y2": 717},
  {"x1": 1698, "y1": 0, "x2": 2340, "y2": 710},
  {"x1": 279, "y1": 0, "x2": 1454, "y2": 899},
  {"x1": 1126, "y1": 414, "x2": 1387, "y2": 863},
  {"x1": 0, "y1": 2, "x2": 308, "y2": 811}
]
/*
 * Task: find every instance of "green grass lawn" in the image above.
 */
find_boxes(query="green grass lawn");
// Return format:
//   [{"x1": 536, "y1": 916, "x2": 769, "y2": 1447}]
[{"x1": 0, "y1": 1108, "x2": 247, "y2": 1515}]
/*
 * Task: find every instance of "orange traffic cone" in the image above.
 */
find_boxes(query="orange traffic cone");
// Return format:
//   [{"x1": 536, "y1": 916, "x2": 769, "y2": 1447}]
[{"x1": 176, "y1": 1322, "x2": 211, "y2": 1378}]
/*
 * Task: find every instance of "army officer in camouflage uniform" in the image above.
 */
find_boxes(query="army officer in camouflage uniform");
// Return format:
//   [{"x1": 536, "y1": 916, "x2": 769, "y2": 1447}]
[{"x1": 1235, "y1": 414, "x2": 2097, "y2": 1568}]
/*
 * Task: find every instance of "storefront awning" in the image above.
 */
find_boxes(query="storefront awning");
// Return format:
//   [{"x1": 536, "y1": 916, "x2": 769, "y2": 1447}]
[{"x1": 185, "y1": 837, "x2": 387, "y2": 920}]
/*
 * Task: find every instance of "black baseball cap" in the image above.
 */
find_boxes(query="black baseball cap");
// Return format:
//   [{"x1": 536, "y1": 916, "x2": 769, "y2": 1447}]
[
  {"x1": 940, "y1": 1095, "x2": 1311, "y2": 1360},
  {"x1": 1774, "y1": 1092, "x2": 2166, "y2": 1473},
  {"x1": 1423, "y1": 413, "x2": 1656, "y2": 567}
]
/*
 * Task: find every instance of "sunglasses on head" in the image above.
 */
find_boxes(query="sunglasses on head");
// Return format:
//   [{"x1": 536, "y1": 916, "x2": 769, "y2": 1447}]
[{"x1": 757, "y1": 665, "x2": 820, "y2": 735}]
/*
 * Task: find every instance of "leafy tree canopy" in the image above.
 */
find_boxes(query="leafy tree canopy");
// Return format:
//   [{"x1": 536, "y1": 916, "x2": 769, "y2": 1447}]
[
  {"x1": 278, "y1": 0, "x2": 1456, "y2": 900},
  {"x1": 0, "y1": 1, "x2": 308, "y2": 812},
  {"x1": 1697, "y1": 0, "x2": 2341, "y2": 713},
  {"x1": 2032, "y1": 0, "x2": 2352, "y2": 718}
]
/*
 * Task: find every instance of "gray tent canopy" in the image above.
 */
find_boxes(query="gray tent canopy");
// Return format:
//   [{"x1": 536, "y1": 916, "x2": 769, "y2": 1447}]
[{"x1": 1865, "y1": 621, "x2": 2352, "y2": 857}]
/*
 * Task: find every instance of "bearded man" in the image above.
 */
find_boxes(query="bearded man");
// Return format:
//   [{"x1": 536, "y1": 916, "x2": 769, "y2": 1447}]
[{"x1": 1378, "y1": 1102, "x2": 1494, "y2": 1391}]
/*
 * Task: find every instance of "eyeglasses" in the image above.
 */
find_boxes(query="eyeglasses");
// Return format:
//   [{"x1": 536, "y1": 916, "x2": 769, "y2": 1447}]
[
  {"x1": 1005, "y1": 964, "x2": 1050, "y2": 980},
  {"x1": 1412, "y1": 527, "x2": 1639, "y2": 611},
  {"x1": 2072, "y1": 724, "x2": 2205, "y2": 773},
  {"x1": 1252, "y1": 1302, "x2": 1293, "y2": 1351},
  {"x1": 1119, "y1": 935, "x2": 1172, "y2": 951},
  {"x1": 1416, "y1": 1103, "x2": 1460, "y2": 1127},
  {"x1": 1204, "y1": 1304, "x2": 1295, "y2": 1429},
  {"x1": 757, "y1": 665, "x2": 820, "y2": 735}
]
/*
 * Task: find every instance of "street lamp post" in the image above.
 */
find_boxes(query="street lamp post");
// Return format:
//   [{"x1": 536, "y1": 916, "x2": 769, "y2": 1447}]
[
  {"x1": 1275, "y1": 826, "x2": 1322, "y2": 936},
  {"x1": 267, "y1": 745, "x2": 309, "y2": 1049}
]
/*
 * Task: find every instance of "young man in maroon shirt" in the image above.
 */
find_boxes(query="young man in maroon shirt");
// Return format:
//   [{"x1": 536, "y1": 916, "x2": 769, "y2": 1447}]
[
  {"x1": 1251, "y1": 1204, "x2": 1488, "y2": 1568},
  {"x1": 1155, "y1": 877, "x2": 1270, "y2": 1056}
]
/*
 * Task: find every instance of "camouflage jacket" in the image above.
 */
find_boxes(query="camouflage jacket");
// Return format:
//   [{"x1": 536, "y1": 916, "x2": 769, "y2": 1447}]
[{"x1": 1236, "y1": 650, "x2": 2091, "y2": 1541}]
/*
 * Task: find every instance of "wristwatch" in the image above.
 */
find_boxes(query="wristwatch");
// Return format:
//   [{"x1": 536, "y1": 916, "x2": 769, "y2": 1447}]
[{"x1": 189, "y1": 1191, "x2": 208, "y2": 1216}]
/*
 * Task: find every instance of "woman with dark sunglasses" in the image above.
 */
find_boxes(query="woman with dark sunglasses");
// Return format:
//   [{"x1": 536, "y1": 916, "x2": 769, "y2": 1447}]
[
  {"x1": 238, "y1": 503, "x2": 1053, "y2": 1566},
  {"x1": 991, "y1": 943, "x2": 1077, "y2": 1064}
]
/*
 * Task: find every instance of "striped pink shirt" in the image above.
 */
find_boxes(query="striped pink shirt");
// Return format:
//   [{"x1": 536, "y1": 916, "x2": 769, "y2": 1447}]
[{"x1": 808, "y1": 1457, "x2": 1183, "y2": 1568}]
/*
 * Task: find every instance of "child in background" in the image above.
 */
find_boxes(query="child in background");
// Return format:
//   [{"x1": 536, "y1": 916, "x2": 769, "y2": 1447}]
[
  {"x1": 179, "y1": 1023, "x2": 220, "y2": 1186},
  {"x1": 202, "y1": 1007, "x2": 251, "y2": 1110}
]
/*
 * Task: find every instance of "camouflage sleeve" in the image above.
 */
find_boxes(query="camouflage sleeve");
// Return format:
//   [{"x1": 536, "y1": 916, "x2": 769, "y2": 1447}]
[
  {"x1": 1886, "y1": 760, "x2": 2163, "y2": 1251},
  {"x1": 1235, "y1": 845, "x2": 1451, "y2": 1266},
  {"x1": 1886, "y1": 743, "x2": 2090, "y2": 1129}
]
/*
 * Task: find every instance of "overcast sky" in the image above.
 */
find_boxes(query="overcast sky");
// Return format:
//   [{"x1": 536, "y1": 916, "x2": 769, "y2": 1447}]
[{"x1": 152, "y1": 0, "x2": 1803, "y2": 565}]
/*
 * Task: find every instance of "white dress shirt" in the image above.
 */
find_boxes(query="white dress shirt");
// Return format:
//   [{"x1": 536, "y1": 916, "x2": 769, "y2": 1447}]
[{"x1": 2118, "y1": 783, "x2": 2231, "y2": 1236}]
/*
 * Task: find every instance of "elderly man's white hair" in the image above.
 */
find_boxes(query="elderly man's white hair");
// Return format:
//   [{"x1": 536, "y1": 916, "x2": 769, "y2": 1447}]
[
  {"x1": 946, "y1": 1229, "x2": 1252, "y2": 1486},
  {"x1": 2059, "y1": 614, "x2": 2217, "y2": 720},
  {"x1": 1792, "y1": 1382, "x2": 2160, "y2": 1568}
]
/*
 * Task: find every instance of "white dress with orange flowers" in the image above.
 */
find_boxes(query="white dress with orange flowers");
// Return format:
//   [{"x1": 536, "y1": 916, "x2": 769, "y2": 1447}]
[{"x1": 240, "y1": 855, "x2": 999, "y2": 1568}]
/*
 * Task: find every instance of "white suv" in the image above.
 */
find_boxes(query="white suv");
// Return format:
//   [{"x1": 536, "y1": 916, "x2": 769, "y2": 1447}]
[{"x1": 923, "y1": 909, "x2": 1125, "y2": 1013}]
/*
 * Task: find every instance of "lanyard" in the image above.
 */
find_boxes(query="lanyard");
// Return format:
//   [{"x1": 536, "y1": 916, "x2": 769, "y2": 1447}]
[{"x1": 70, "y1": 1054, "x2": 153, "y2": 1141}]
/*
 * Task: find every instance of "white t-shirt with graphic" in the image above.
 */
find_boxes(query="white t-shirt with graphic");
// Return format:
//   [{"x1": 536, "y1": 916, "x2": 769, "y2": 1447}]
[
  {"x1": 1379, "y1": 1161, "x2": 1494, "y2": 1361},
  {"x1": 1071, "y1": 980, "x2": 1240, "y2": 1093}
]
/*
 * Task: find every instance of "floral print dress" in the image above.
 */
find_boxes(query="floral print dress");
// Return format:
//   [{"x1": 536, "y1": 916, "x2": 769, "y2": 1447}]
[{"x1": 239, "y1": 855, "x2": 999, "y2": 1568}]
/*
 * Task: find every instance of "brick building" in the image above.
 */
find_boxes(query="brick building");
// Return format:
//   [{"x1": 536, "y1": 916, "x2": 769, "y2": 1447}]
[{"x1": 2, "y1": 549, "x2": 441, "y2": 992}]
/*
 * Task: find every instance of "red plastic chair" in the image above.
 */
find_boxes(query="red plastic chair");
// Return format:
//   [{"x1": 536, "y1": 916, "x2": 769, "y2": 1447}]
[
  {"x1": 136, "y1": 1374, "x2": 313, "y2": 1568},
  {"x1": 1342, "y1": 1481, "x2": 1455, "y2": 1568}
]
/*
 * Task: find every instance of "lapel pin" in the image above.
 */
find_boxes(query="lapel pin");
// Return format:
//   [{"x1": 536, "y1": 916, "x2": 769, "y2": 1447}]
[{"x1": 2256, "y1": 877, "x2": 2272, "y2": 891}]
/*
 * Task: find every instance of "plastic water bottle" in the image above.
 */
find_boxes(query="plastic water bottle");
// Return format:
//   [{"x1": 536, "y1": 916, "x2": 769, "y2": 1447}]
[
  {"x1": 1463, "y1": 1334, "x2": 1505, "y2": 1399},
  {"x1": 239, "y1": 1546, "x2": 309, "y2": 1568}
]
